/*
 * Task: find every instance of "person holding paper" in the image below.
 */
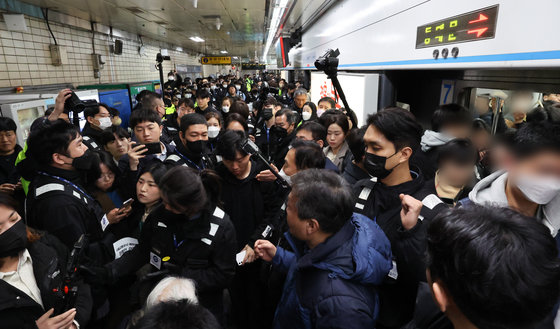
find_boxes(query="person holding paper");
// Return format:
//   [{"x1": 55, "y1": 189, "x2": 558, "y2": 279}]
[{"x1": 87, "y1": 166, "x2": 236, "y2": 325}]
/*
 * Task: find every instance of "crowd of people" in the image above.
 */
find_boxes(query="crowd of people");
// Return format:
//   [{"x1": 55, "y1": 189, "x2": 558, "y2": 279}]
[{"x1": 0, "y1": 71, "x2": 559, "y2": 329}]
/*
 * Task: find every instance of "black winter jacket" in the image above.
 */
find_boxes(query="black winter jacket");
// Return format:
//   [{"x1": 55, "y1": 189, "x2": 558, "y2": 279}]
[
  {"x1": 215, "y1": 160, "x2": 284, "y2": 249},
  {"x1": 109, "y1": 204, "x2": 237, "y2": 314},
  {"x1": 0, "y1": 234, "x2": 92, "y2": 328},
  {"x1": 353, "y1": 170, "x2": 448, "y2": 328},
  {"x1": 26, "y1": 166, "x2": 116, "y2": 264}
]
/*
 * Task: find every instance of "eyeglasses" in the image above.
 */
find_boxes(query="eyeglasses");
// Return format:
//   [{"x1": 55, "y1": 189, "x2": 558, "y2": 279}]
[{"x1": 99, "y1": 173, "x2": 115, "y2": 180}]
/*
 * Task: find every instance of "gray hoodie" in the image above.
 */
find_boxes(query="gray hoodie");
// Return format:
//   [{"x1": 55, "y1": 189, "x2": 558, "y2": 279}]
[
  {"x1": 420, "y1": 130, "x2": 453, "y2": 152},
  {"x1": 469, "y1": 170, "x2": 560, "y2": 237}
]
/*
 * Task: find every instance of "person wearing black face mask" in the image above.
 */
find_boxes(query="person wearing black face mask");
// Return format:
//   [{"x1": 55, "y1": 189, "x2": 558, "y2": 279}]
[
  {"x1": 353, "y1": 108, "x2": 448, "y2": 329},
  {"x1": 0, "y1": 194, "x2": 93, "y2": 329},
  {"x1": 253, "y1": 98, "x2": 280, "y2": 161},
  {"x1": 165, "y1": 113, "x2": 213, "y2": 170},
  {"x1": 24, "y1": 121, "x2": 122, "y2": 267},
  {"x1": 269, "y1": 108, "x2": 297, "y2": 168},
  {"x1": 22, "y1": 122, "x2": 127, "y2": 324}
]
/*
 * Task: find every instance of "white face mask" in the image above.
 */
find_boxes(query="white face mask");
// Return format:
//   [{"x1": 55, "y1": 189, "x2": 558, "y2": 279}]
[
  {"x1": 185, "y1": 94, "x2": 192, "y2": 99},
  {"x1": 515, "y1": 175, "x2": 560, "y2": 204},
  {"x1": 168, "y1": 76, "x2": 175, "y2": 81},
  {"x1": 235, "y1": 85, "x2": 241, "y2": 90},
  {"x1": 97, "y1": 117, "x2": 113, "y2": 130},
  {"x1": 317, "y1": 109, "x2": 325, "y2": 117},
  {"x1": 222, "y1": 84, "x2": 228, "y2": 88},
  {"x1": 222, "y1": 106, "x2": 230, "y2": 113},
  {"x1": 302, "y1": 111, "x2": 312, "y2": 121},
  {"x1": 210, "y1": 85, "x2": 216, "y2": 90},
  {"x1": 278, "y1": 168, "x2": 291, "y2": 185},
  {"x1": 208, "y1": 126, "x2": 220, "y2": 138}
]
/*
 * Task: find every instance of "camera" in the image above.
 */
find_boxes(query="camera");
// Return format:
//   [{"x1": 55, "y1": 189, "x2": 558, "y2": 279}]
[
  {"x1": 156, "y1": 53, "x2": 171, "y2": 63},
  {"x1": 314, "y1": 49, "x2": 340, "y2": 75},
  {"x1": 54, "y1": 234, "x2": 88, "y2": 316},
  {"x1": 64, "y1": 91, "x2": 98, "y2": 114}
]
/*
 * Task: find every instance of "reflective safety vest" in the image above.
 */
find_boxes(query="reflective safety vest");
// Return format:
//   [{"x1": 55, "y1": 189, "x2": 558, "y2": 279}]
[
  {"x1": 82, "y1": 136, "x2": 101, "y2": 151},
  {"x1": 165, "y1": 104, "x2": 176, "y2": 115},
  {"x1": 14, "y1": 143, "x2": 29, "y2": 195}
]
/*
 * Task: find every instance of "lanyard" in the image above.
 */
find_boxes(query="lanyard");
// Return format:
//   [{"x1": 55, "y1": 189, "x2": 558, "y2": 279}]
[
  {"x1": 38, "y1": 171, "x2": 95, "y2": 201},
  {"x1": 173, "y1": 234, "x2": 184, "y2": 249},
  {"x1": 266, "y1": 126, "x2": 270, "y2": 142},
  {"x1": 175, "y1": 149, "x2": 205, "y2": 170}
]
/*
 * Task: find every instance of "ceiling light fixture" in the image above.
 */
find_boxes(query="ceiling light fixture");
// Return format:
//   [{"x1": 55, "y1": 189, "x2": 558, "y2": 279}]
[
  {"x1": 189, "y1": 36, "x2": 205, "y2": 42},
  {"x1": 193, "y1": 0, "x2": 198, "y2": 9},
  {"x1": 261, "y1": 0, "x2": 289, "y2": 62},
  {"x1": 220, "y1": 50, "x2": 228, "y2": 54},
  {"x1": 233, "y1": 56, "x2": 239, "y2": 59}
]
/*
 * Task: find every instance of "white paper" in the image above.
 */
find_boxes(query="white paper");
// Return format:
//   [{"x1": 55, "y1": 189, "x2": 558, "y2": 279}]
[
  {"x1": 236, "y1": 250, "x2": 247, "y2": 266},
  {"x1": 113, "y1": 237, "x2": 138, "y2": 259}
]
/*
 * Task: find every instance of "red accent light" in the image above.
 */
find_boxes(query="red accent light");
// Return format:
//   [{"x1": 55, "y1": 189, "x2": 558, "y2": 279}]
[
  {"x1": 280, "y1": 38, "x2": 286, "y2": 67},
  {"x1": 64, "y1": 286, "x2": 69, "y2": 294},
  {"x1": 469, "y1": 13, "x2": 488, "y2": 24},
  {"x1": 467, "y1": 27, "x2": 488, "y2": 38}
]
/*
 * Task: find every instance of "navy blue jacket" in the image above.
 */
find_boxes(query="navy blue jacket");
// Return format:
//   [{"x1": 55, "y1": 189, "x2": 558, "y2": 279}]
[{"x1": 272, "y1": 213, "x2": 392, "y2": 329}]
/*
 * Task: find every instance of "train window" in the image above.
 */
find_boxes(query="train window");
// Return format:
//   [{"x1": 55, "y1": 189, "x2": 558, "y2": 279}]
[{"x1": 471, "y1": 88, "x2": 544, "y2": 131}]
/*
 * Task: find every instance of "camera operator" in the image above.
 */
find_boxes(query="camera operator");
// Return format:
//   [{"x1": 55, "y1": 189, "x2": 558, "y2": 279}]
[
  {"x1": 23, "y1": 121, "x2": 128, "y2": 265},
  {"x1": 214, "y1": 130, "x2": 284, "y2": 329},
  {"x1": 0, "y1": 194, "x2": 92, "y2": 328}
]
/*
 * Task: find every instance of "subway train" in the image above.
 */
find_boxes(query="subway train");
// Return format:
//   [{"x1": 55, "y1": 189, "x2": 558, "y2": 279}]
[{"x1": 0, "y1": 1, "x2": 559, "y2": 329}]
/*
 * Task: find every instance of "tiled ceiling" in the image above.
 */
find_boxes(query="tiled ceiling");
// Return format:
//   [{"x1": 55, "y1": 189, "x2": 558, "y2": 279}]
[{"x1": 19, "y1": 0, "x2": 268, "y2": 59}]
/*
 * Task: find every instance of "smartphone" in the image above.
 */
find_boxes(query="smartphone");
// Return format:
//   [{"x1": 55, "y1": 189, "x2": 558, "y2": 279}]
[
  {"x1": 118, "y1": 198, "x2": 134, "y2": 214},
  {"x1": 142, "y1": 142, "x2": 162, "y2": 155}
]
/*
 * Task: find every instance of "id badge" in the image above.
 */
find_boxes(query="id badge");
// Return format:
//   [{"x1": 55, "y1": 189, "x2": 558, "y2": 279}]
[{"x1": 150, "y1": 251, "x2": 162, "y2": 270}]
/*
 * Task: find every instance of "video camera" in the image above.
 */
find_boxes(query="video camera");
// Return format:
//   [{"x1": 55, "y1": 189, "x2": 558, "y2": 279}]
[
  {"x1": 314, "y1": 48, "x2": 358, "y2": 127},
  {"x1": 64, "y1": 91, "x2": 97, "y2": 114},
  {"x1": 156, "y1": 53, "x2": 171, "y2": 63},
  {"x1": 64, "y1": 91, "x2": 98, "y2": 127},
  {"x1": 54, "y1": 234, "x2": 88, "y2": 315},
  {"x1": 314, "y1": 49, "x2": 340, "y2": 76}
]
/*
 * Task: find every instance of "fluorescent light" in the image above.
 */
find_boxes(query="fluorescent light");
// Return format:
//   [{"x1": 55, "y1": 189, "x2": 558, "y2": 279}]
[
  {"x1": 189, "y1": 36, "x2": 205, "y2": 42},
  {"x1": 233, "y1": 56, "x2": 239, "y2": 59},
  {"x1": 262, "y1": 0, "x2": 289, "y2": 62},
  {"x1": 220, "y1": 50, "x2": 228, "y2": 54},
  {"x1": 176, "y1": 47, "x2": 183, "y2": 52}
]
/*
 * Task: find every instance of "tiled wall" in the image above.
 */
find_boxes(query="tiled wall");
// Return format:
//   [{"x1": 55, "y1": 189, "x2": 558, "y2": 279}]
[{"x1": 0, "y1": 13, "x2": 209, "y2": 89}]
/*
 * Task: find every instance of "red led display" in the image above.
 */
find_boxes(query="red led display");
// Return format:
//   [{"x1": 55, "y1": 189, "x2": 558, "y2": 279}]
[{"x1": 416, "y1": 5, "x2": 499, "y2": 49}]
